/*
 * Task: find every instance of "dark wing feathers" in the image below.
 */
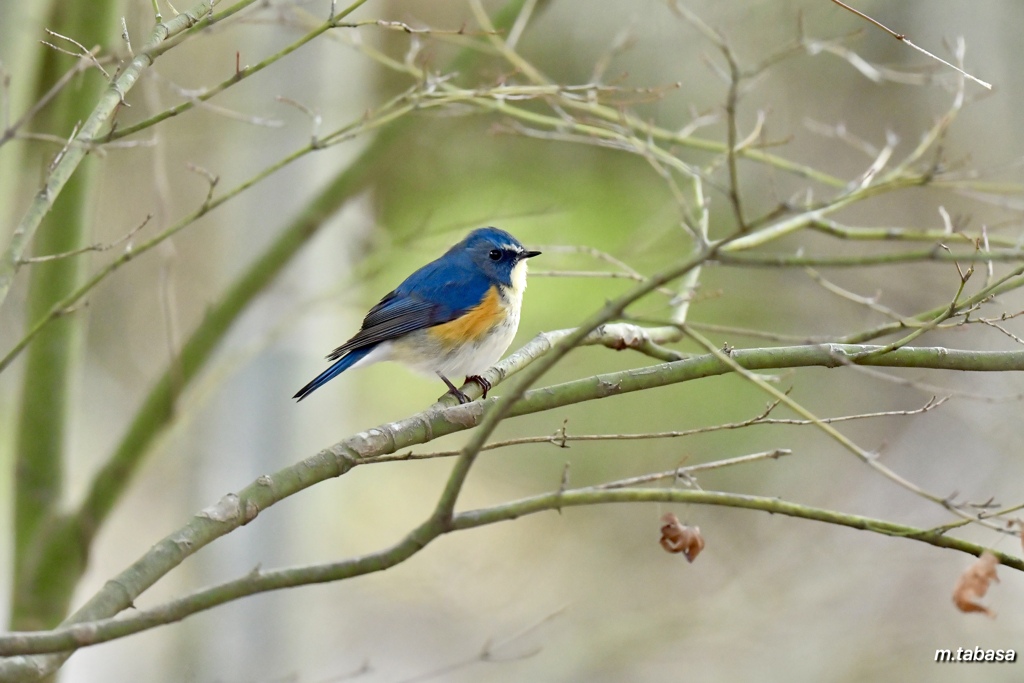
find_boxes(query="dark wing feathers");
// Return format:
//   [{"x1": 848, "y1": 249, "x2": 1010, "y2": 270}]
[
  {"x1": 326, "y1": 257, "x2": 491, "y2": 360},
  {"x1": 326, "y1": 294, "x2": 442, "y2": 359}
]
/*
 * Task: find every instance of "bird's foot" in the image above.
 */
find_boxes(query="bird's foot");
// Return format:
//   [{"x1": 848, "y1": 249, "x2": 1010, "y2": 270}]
[
  {"x1": 465, "y1": 374, "x2": 491, "y2": 399},
  {"x1": 438, "y1": 373, "x2": 472, "y2": 404}
]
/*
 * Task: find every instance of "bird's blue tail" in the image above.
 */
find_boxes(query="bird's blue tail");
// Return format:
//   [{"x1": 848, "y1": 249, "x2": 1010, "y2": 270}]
[{"x1": 293, "y1": 347, "x2": 373, "y2": 401}]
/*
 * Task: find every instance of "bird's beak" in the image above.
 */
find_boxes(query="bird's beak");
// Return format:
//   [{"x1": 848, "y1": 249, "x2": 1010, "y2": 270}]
[{"x1": 522, "y1": 250, "x2": 542, "y2": 259}]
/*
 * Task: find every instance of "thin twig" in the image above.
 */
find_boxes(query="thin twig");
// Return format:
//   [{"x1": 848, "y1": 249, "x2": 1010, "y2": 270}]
[
  {"x1": 595, "y1": 449, "x2": 793, "y2": 490},
  {"x1": 386, "y1": 397, "x2": 947, "y2": 462},
  {"x1": 829, "y1": 0, "x2": 991, "y2": 88},
  {"x1": 20, "y1": 215, "x2": 152, "y2": 264},
  {"x1": 41, "y1": 29, "x2": 111, "y2": 79}
]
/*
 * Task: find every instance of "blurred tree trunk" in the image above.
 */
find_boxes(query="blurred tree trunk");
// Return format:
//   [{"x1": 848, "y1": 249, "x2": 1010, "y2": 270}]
[{"x1": 11, "y1": 0, "x2": 122, "y2": 632}]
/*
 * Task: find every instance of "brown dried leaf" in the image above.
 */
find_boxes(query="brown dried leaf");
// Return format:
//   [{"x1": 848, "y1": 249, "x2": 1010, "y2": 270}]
[
  {"x1": 952, "y1": 551, "x2": 1000, "y2": 618},
  {"x1": 659, "y1": 512, "x2": 705, "y2": 563}
]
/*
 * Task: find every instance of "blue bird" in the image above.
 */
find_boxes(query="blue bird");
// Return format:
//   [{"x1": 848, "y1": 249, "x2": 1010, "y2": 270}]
[{"x1": 294, "y1": 227, "x2": 541, "y2": 403}]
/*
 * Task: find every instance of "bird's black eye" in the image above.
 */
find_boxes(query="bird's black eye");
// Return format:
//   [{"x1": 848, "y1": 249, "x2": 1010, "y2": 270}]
[{"x1": 488, "y1": 249, "x2": 502, "y2": 261}]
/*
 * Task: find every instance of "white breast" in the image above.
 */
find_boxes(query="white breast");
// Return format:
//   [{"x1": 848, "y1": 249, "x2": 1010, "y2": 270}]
[{"x1": 433, "y1": 258, "x2": 530, "y2": 377}]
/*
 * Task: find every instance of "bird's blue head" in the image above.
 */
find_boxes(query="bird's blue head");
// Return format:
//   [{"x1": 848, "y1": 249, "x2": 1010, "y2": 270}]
[{"x1": 451, "y1": 227, "x2": 541, "y2": 289}]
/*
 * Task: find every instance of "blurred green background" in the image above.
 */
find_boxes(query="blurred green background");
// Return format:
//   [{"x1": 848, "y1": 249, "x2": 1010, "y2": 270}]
[{"x1": 1, "y1": 0, "x2": 1023, "y2": 681}]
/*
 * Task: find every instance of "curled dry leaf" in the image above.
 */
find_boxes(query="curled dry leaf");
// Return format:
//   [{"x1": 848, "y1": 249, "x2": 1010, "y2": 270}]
[
  {"x1": 659, "y1": 512, "x2": 705, "y2": 563},
  {"x1": 952, "y1": 551, "x2": 1000, "y2": 618}
]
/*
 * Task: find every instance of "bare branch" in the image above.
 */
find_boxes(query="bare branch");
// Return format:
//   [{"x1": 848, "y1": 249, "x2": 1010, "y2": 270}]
[{"x1": 1, "y1": 484, "x2": 1019, "y2": 659}]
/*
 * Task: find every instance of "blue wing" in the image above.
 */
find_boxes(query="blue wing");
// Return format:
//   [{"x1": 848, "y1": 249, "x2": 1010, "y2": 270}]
[
  {"x1": 294, "y1": 249, "x2": 492, "y2": 400},
  {"x1": 326, "y1": 255, "x2": 491, "y2": 360}
]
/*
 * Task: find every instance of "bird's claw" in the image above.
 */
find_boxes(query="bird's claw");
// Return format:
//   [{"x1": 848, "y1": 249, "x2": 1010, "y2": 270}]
[{"x1": 465, "y1": 374, "x2": 492, "y2": 399}]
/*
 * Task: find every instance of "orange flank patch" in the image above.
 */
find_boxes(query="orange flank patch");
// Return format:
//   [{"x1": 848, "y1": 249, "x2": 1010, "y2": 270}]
[{"x1": 429, "y1": 286, "x2": 505, "y2": 344}]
